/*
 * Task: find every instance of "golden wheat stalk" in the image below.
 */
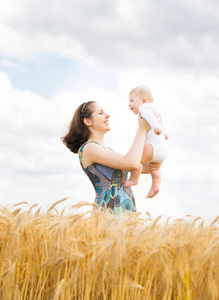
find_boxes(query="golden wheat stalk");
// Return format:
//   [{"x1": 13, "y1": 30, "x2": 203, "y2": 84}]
[{"x1": 0, "y1": 201, "x2": 218, "y2": 299}]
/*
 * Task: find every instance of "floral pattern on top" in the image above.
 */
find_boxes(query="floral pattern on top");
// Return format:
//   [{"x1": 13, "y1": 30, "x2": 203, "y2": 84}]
[{"x1": 78, "y1": 142, "x2": 136, "y2": 216}]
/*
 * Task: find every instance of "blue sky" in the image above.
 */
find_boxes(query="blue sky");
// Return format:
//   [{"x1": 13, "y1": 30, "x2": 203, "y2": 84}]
[
  {"x1": 0, "y1": 55, "x2": 118, "y2": 98},
  {"x1": 0, "y1": 0, "x2": 219, "y2": 219}
]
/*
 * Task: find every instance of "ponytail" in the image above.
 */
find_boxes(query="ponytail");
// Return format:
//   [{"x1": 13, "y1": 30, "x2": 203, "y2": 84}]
[{"x1": 61, "y1": 101, "x2": 96, "y2": 153}]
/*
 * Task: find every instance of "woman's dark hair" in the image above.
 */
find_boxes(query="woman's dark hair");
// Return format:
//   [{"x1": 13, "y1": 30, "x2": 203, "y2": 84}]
[{"x1": 61, "y1": 101, "x2": 96, "y2": 153}]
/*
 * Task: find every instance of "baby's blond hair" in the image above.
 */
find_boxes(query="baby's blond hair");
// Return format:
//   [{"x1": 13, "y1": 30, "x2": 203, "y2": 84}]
[{"x1": 129, "y1": 85, "x2": 153, "y2": 103}]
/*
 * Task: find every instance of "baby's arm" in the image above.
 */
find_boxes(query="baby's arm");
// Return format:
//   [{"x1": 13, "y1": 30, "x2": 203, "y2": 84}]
[
  {"x1": 161, "y1": 123, "x2": 168, "y2": 140},
  {"x1": 156, "y1": 113, "x2": 168, "y2": 139},
  {"x1": 154, "y1": 111, "x2": 168, "y2": 139},
  {"x1": 139, "y1": 104, "x2": 161, "y2": 135}
]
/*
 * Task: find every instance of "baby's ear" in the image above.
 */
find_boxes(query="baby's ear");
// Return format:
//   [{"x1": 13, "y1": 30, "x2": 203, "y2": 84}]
[{"x1": 142, "y1": 98, "x2": 147, "y2": 103}]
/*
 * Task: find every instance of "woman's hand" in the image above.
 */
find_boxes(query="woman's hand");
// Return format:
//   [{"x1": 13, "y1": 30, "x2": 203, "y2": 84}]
[{"x1": 138, "y1": 112, "x2": 151, "y2": 131}]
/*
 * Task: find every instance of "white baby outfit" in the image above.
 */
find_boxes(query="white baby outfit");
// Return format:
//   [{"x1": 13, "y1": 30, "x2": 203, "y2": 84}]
[{"x1": 139, "y1": 103, "x2": 168, "y2": 163}]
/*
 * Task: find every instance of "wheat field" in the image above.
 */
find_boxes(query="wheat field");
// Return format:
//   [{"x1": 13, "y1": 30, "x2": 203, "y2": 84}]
[{"x1": 0, "y1": 199, "x2": 218, "y2": 300}]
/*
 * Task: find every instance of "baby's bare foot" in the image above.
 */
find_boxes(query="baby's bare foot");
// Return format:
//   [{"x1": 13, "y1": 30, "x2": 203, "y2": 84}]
[
  {"x1": 146, "y1": 186, "x2": 160, "y2": 199},
  {"x1": 154, "y1": 127, "x2": 162, "y2": 135},
  {"x1": 124, "y1": 179, "x2": 138, "y2": 188}
]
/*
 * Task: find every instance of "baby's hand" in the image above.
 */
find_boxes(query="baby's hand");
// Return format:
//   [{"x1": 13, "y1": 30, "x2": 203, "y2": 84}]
[
  {"x1": 154, "y1": 127, "x2": 162, "y2": 135},
  {"x1": 164, "y1": 134, "x2": 168, "y2": 140},
  {"x1": 154, "y1": 112, "x2": 162, "y2": 125}
]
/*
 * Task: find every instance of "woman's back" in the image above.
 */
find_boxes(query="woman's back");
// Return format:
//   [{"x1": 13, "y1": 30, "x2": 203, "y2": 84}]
[{"x1": 79, "y1": 142, "x2": 137, "y2": 216}]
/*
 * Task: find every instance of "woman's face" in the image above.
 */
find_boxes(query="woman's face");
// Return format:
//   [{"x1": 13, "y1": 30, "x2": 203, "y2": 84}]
[{"x1": 89, "y1": 103, "x2": 111, "y2": 133}]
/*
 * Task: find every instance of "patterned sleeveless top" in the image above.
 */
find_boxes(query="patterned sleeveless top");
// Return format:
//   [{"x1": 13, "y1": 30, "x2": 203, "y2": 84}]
[{"x1": 78, "y1": 141, "x2": 137, "y2": 216}]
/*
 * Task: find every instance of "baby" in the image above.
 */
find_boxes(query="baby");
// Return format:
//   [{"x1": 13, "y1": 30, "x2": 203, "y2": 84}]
[{"x1": 124, "y1": 85, "x2": 168, "y2": 198}]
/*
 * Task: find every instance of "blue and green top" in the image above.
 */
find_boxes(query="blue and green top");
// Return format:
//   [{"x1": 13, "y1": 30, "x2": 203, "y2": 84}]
[{"x1": 78, "y1": 141, "x2": 137, "y2": 216}]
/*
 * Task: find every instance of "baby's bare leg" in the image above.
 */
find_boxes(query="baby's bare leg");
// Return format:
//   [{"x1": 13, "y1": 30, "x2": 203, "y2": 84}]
[
  {"x1": 124, "y1": 144, "x2": 153, "y2": 187},
  {"x1": 146, "y1": 162, "x2": 162, "y2": 199},
  {"x1": 141, "y1": 161, "x2": 150, "y2": 174},
  {"x1": 141, "y1": 143, "x2": 153, "y2": 163},
  {"x1": 124, "y1": 163, "x2": 143, "y2": 187}
]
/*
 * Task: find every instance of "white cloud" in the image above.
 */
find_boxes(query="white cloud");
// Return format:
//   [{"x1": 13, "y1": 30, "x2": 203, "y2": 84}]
[
  {"x1": 118, "y1": 69, "x2": 219, "y2": 190},
  {"x1": 0, "y1": 0, "x2": 219, "y2": 71},
  {"x1": 1, "y1": 0, "x2": 218, "y2": 219},
  {"x1": 0, "y1": 72, "x2": 130, "y2": 208},
  {"x1": 0, "y1": 59, "x2": 21, "y2": 69},
  {"x1": 0, "y1": 71, "x2": 219, "y2": 218}
]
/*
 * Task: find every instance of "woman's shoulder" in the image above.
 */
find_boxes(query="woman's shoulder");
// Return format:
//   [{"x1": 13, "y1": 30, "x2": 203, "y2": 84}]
[
  {"x1": 78, "y1": 141, "x2": 102, "y2": 160},
  {"x1": 79, "y1": 141, "x2": 108, "y2": 169},
  {"x1": 79, "y1": 141, "x2": 101, "y2": 153}
]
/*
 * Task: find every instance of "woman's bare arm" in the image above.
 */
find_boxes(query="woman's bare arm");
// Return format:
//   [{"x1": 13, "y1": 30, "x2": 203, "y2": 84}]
[{"x1": 82, "y1": 118, "x2": 150, "y2": 171}]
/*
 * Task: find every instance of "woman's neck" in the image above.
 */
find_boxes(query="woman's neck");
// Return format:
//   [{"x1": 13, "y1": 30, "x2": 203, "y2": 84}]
[{"x1": 88, "y1": 132, "x2": 105, "y2": 147}]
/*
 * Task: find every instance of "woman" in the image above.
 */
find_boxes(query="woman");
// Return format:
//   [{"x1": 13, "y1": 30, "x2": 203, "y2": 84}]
[{"x1": 61, "y1": 101, "x2": 150, "y2": 216}]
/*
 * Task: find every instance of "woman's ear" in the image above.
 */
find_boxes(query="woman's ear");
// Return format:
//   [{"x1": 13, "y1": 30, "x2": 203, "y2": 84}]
[{"x1": 83, "y1": 118, "x2": 92, "y2": 127}]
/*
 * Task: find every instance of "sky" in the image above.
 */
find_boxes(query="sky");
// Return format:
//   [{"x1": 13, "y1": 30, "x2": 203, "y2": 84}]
[{"x1": 0, "y1": 0, "x2": 219, "y2": 220}]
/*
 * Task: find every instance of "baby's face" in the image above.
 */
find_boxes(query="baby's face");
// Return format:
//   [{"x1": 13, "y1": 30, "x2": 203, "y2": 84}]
[{"x1": 128, "y1": 92, "x2": 143, "y2": 114}]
